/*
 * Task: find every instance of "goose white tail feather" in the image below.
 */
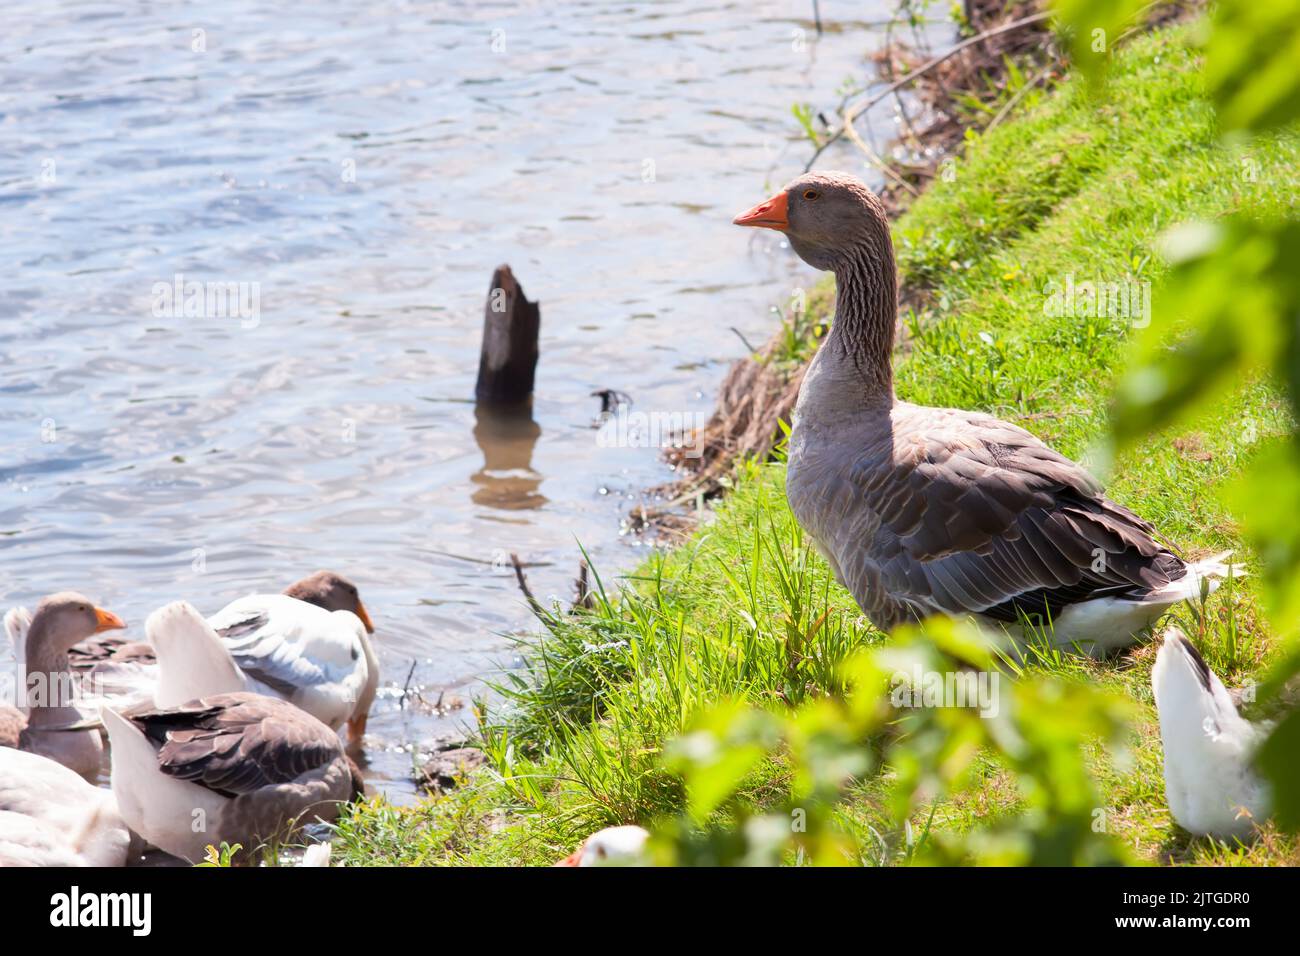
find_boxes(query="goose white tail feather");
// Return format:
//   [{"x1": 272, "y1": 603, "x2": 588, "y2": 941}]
[
  {"x1": 4, "y1": 606, "x2": 31, "y2": 650},
  {"x1": 1141, "y1": 551, "x2": 1245, "y2": 607},
  {"x1": 1184, "y1": 548, "x2": 1245, "y2": 591},
  {"x1": 145, "y1": 601, "x2": 247, "y2": 707},
  {"x1": 1009, "y1": 552, "x2": 1247, "y2": 660},
  {"x1": 4, "y1": 607, "x2": 31, "y2": 714}
]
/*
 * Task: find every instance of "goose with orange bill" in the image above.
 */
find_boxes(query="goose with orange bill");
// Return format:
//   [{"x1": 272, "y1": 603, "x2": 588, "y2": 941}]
[
  {"x1": 2, "y1": 593, "x2": 126, "y2": 779},
  {"x1": 733, "y1": 173, "x2": 1242, "y2": 659}
]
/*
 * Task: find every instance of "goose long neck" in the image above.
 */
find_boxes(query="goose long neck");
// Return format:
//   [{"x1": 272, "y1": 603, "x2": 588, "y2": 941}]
[
  {"x1": 25, "y1": 619, "x2": 69, "y2": 682},
  {"x1": 23, "y1": 620, "x2": 74, "y2": 722},
  {"x1": 830, "y1": 238, "x2": 897, "y2": 403}
]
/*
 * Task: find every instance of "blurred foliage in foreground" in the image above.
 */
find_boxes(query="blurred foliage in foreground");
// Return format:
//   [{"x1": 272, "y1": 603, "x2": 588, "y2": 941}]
[
  {"x1": 1054, "y1": 0, "x2": 1300, "y2": 830},
  {"x1": 653, "y1": 620, "x2": 1134, "y2": 866}
]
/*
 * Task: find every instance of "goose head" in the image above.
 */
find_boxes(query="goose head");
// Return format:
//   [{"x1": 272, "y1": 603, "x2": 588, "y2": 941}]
[
  {"x1": 285, "y1": 571, "x2": 379, "y2": 744},
  {"x1": 734, "y1": 171, "x2": 891, "y2": 274},
  {"x1": 555, "y1": 825, "x2": 650, "y2": 867},
  {"x1": 26, "y1": 592, "x2": 125, "y2": 667},
  {"x1": 284, "y1": 571, "x2": 375, "y2": 634}
]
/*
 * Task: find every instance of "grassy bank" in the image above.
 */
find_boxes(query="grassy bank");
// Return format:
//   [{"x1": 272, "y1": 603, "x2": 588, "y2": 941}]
[{"x1": 336, "y1": 24, "x2": 1300, "y2": 866}]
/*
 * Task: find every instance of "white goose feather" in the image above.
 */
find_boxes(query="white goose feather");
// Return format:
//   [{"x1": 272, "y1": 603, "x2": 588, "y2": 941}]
[
  {"x1": 0, "y1": 747, "x2": 131, "y2": 867},
  {"x1": 147, "y1": 597, "x2": 376, "y2": 736},
  {"x1": 1152, "y1": 628, "x2": 1271, "y2": 839}
]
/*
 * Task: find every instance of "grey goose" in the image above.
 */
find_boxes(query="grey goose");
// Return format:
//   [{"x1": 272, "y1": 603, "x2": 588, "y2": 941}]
[{"x1": 733, "y1": 172, "x2": 1239, "y2": 658}]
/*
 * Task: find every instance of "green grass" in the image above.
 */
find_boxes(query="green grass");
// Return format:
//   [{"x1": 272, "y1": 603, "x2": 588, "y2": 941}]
[{"x1": 335, "y1": 25, "x2": 1300, "y2": 866}]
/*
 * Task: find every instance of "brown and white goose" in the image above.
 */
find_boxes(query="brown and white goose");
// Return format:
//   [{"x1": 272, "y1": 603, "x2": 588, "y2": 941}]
[
  {"x1": 102, "y1": 691, "x2": 364, "y2": 864},
  {"x1": 2, "y1": 593, "x2": 126, "y2": 778},
  {"x1": 734, "y1": 172, "x2": 1239, "y2": 658},
  {"x1": 205, "y1": 570, "x2": 379, "y2": 741}
]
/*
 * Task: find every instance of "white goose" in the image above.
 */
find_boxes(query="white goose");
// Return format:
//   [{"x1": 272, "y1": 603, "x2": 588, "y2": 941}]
[
  {"x1": 734, "y1": 173, "x2": 1241, "y2": 658},
  {"x1": 0, "y1": 746, "x2": 131, "y2": 867},
  {"x1": 147, "y1": 592, "x2": 376, "y2": 740},
  {"x1": 103, "y1": 692, "x2": 363, "y2": 864},
  {"x1": 555, "y1": 825, "x2": 650, "y2": 866},
  {"x1": 1152, "y1": 628, "x2": 1271, "y2": 839}
]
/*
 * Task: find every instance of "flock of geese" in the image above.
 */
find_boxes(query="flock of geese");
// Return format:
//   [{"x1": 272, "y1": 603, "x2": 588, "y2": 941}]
[
  {"x1": 1, "y1": 572, "x2": 375, "y2": 866},
  {"x1": 1, "y1": 172, "x2": 1279, "y2": 866}
]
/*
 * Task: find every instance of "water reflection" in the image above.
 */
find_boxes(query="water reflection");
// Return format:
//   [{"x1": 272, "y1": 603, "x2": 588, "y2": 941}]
[{"x1": 471, "y1": 403, "x2": 545, "y2": 511}]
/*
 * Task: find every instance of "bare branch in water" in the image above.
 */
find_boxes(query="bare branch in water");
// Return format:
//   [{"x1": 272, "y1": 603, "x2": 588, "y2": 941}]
[
  {"x1": 510, "y1": 551, "x2": 548, "y2": 621},
  {"x1": 574, "y1": 560, "x2": 595, "y2": 611}
]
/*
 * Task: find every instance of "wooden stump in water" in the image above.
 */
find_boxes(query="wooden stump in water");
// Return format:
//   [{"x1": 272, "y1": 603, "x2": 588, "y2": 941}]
[{"x1": 474, "y1": 264, "x2": 540, "y2": 406}]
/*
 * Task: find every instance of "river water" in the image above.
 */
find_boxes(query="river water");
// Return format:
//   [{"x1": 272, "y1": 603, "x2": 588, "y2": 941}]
[{"x1": 0, "y1": 1, "x2": 939, "y2": 798}]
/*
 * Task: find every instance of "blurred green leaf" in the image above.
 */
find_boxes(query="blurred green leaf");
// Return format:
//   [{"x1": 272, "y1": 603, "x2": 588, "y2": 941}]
[
  {"x1": 1051, "y1": 0, "x2": 1147, "y2": 88},
  {"x1": 655, "y1": 615, "x2": 1133, "y2": 865},
  {"x1": 1206, "y1": 0, "x2": 1300, "y2": 134},
  {"x1": 1110, "y1": 218, "x2": 1297, "y2": 447},
  {"x1": 1226, "y1": 442, "x2": 1300, "y2": 638},
  {"x1": 791, "y1": 102, "x2": 819, "y2": 145},
  {"x1": 663, "y1": 702, "x2": 778, "y2": 823},
  {"x1": 1256, "y1": 707, "x2": 1300, "y2": 831}
]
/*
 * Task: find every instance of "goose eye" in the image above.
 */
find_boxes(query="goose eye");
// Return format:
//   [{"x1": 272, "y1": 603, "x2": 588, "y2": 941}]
[{"x1": 803, "y1": 189, "x2": 819, "y2": 200}]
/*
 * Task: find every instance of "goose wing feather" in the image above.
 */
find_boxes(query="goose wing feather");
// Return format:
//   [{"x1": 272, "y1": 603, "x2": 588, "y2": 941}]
[
  {"x1": 862, "y1": 407, "x2": 1184, "y2": 620},
  {"x1": 67, "y1": 634, "x2": 157, "y2": 671},
  {"x1": 125, "y1": 693, "x2": 342, "y2": 799},
  {"x1": 208, "y1": 596, "x2": 348, "y2": 698}
]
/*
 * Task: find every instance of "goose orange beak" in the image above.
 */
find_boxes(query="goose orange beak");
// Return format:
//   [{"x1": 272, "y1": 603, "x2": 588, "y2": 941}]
[
  {"x1": 355, "y1": 601, "x2": 375, "y2": 634},
  {"x1": 555, "y1": 848, "x2": 583, "y2": 867},
  {"x1": 733, "y1": 190, "x2": 789, "y2": 231},
  {"x1": 94, "y1": 607, "x2": 125, "y2": 633}
]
